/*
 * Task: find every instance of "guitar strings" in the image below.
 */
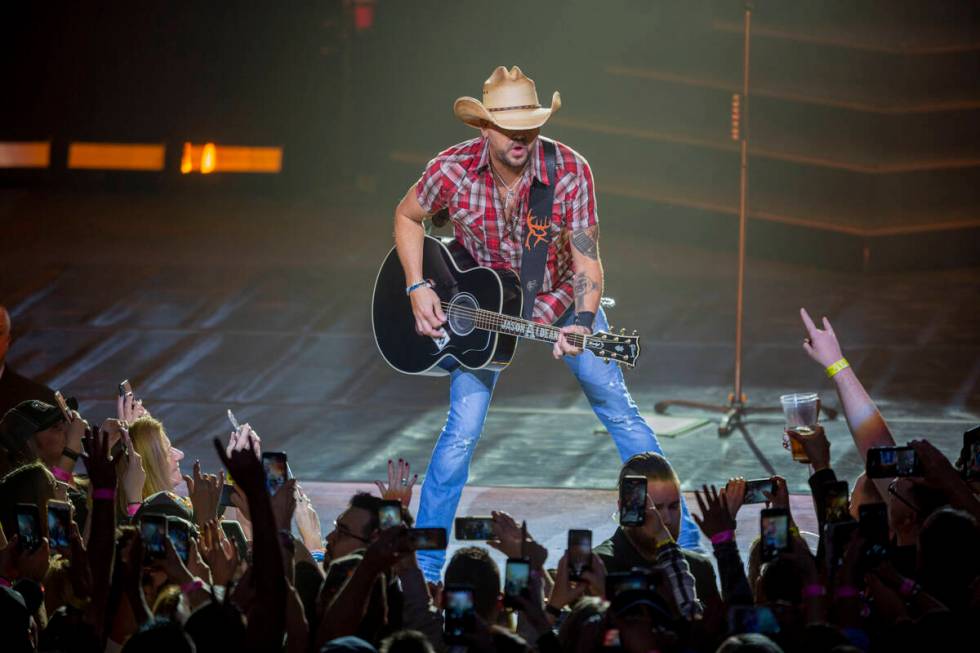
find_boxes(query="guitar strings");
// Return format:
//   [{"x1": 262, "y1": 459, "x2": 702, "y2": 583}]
[{"x1": 437, "y1": 301, "x2": 589, "y2": 347}]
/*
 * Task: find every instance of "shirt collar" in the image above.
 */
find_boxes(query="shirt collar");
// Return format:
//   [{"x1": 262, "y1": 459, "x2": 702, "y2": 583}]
[{"x1": 476, "y1": 136, "x2": 550, "y2": 186}]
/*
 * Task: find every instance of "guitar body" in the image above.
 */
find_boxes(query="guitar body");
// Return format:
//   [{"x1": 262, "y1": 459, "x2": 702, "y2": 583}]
[{"x1": 372, "y1": 235, "x2": 522, "y2": 376}]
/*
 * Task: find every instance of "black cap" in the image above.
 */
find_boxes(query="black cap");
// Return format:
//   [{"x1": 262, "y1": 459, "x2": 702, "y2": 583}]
[
  {"x1": 0, "y1": 400, "x2": 65, "y2": 441},
  {"x1": 133, "y1": 491, "x2": 194, "y2": 523}
]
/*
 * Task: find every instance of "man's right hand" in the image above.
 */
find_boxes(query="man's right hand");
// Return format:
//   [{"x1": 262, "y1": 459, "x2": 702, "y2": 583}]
[
  {"x1": 410, "y1": 287, "x2": 446, "y2": 338},
  {"x1": 800, "y1": 308, "x2": 844, "y2": 368}
]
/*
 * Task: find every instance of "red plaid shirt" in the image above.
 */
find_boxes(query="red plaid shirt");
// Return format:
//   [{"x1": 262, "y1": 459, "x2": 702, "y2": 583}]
[{"x1": 415, "y1": 136, "x2": 598, "y2": 325}]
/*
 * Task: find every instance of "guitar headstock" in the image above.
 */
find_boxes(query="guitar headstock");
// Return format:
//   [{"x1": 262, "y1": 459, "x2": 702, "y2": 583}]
[{"x1": 585, "y1": 328, "x2": 640, "y2": 368}]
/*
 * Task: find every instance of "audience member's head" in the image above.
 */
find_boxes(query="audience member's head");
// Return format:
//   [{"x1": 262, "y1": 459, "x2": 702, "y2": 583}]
[
  {"x1": 0, "y1": 461, "x2": 60, "y2": 538},
  {"x1": 756, "y1": 558, "x2": 803, "y2": 606},
  {"x1": 848, "y1": 472, "x2": 883, "y2": 521},
  {"x1": 121, "y1": 618, "x2": 195, "y2": 653},
  {"x1": 0, "y1": 400, "x2": 65, "y2": 475},
  {"x1": 325, "y1": 492, "x2": 383, "y2": 562},
  {"x1": 619, "y1": 452, "x2": 683, "y2": 541},
  {"x1": 444, "y1": 546, "x2": 501, "y2": 622},
  {"x1": 716, "y1": 633, "x2": 785, "y2": 653},
  {"x1": 379, "y1": 629, "x2": 435, "y2": 653},
  {"x1": 917, "y1": 507, "x2": 980, "y2": 610},
  {"x1": 558, "y1": 597, "x2": 609, "y2": 653},
  {"x1": 129, "y1": 416, "x2": 184, "y2": 495}
]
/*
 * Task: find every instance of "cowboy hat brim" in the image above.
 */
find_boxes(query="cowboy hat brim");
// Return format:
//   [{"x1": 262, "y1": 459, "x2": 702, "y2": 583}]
[{"x1": 453, "y1": 91, "x2": 561, "y2": 131}]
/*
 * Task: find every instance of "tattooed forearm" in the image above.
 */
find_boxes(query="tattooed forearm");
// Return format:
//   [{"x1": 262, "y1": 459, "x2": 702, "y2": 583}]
[
  {"x1": 573, "y1": 271, "x2": 600, "y2": 310},
  {"x1": 571, "y1": 225, "x2": 599, "y2": 260}
]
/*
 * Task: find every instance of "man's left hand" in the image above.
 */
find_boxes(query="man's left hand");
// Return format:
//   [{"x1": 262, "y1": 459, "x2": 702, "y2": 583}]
[{"x1": 553, "y1": 325, "x2": 590, "y2": 359}]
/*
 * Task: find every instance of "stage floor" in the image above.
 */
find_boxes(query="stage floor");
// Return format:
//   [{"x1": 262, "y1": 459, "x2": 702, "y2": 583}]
[{"x1": 2, "y1": 189, "x2": 978, "y2": 497}]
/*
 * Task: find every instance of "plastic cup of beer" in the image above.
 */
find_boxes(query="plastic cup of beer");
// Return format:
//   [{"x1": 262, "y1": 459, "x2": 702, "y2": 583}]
[{"x1": 780, "y1": 393, "x2": 820, "y2": 464}]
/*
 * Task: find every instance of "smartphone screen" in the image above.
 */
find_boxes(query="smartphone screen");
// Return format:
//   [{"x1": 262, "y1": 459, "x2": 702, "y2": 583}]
[
  {"x1": 219, "y1": 483, "x2": 236, "y2": 507},
  {"x1": 167, "y1": 517, "x2": 191, "y2": 563},
  {"x1": 140, "y1": 515, "x2": 168, "y2": 560},
  {"x1": 619, "y1": 475, "x2": 647, "y2": 527},
  {"x1": 15, "y1": 504, "x2": 42, "y2": 552},
  {"x1": 743, "y1": 478, "x2": 774, "y2": 504},
  {"x1": 823, "y1": 480, "x2": 850, "y2": 524},
  {"x1": 47, "y1": 500, "x2": 72, "y2": 550},
  {"x1": 378, "y1": 500, "x2": 402, "y2": 530},
  {"x1": 567, "y1": 529, "x2": 592, "y2": 581},
  {"x1": 760, "y1": 509, "x2": 789, "y2": 562},
  {"x1": 54, "y1": 391, "x2": 72, "y2": 423},
  {"x1": 262, "y1": 452, "x2": 288, "y2": 495},
  {"x1": 220, "y1": 520, "x2": 250, "y2": 561},
  {"x1": 866, "y1": 446, "x2": 922, "y2": 478},
  {"x1": 727, "y1": 605, "x2": 780, "y2": 635},
  {"x1": 227, "y1": 409, "x2": 240, "y2": 431},
  {"x1": 504, "y1": 558, "x2": 530, "y2": 608},
  {"x1": 443, "y1": 585, "x2": 475, "y2": 640},
  {"x1": 605, "y1": 570, "x2": 654, "y2": 599},
  {"x1": 453, "y1": 516, "x2": 495, "y2": 540},
  {"x1": 403, "y1": 527, "x2": 447, "y2": 551}
]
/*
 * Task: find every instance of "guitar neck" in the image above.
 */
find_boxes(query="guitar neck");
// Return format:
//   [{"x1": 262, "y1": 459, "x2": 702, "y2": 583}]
[{"x1": 443, "y1": 303, "x2": 589, "y2": 348}]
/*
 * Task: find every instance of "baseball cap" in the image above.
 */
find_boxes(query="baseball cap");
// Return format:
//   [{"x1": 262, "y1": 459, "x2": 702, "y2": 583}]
[{"x1": 0, "y1": 400, "x2": 66, "y2": 441}]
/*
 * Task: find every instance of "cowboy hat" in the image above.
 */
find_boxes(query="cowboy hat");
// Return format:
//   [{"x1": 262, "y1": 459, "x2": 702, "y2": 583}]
[{"x1": 454, "y1": 65, "x2": 561, "y2": 131}]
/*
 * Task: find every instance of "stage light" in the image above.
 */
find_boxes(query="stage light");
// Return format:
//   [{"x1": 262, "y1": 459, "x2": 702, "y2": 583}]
[
  {"x1": 68, "y1": 142, "x2": 165, "y2": 170},
  {"x1": 200, "y1": 142, "x2": 217, "y2": 174},
  {"x1": 353, "y1": 0, "x2": 376, "y2": 31},
  {"x1": 180, "y1": 142, "x2": 193, "y2": 174},
  {"x1": 0, "y1": 141, "x2": 50, "y2": 168}
]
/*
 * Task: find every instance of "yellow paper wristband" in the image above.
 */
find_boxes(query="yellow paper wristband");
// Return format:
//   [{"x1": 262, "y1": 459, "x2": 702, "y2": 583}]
[{"x1": 825, "y1": 358, "x2": 850, "y2": 378}]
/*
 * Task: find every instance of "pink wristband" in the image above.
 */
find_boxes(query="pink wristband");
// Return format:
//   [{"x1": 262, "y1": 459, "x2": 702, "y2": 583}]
[
  {"x1": 126, "y1": 503, "x2": 141, "y2": 517},
  {"x1": 92, "y1": 488, "x2": 115, "y2": 501},
  {"x1": 835, "y1": 585, "x2": 859, "y2": 599},
  {"x1": 710, "y1": 530, "x2": 735, "y2": 545},
  {"x1": 802, "y1": 584, "x2": 826, "y2": 598},
  {"x1": 52, "y1": 467, "x2": 73, "y2": 482},
  {"x1": 181, "y1": 579, "x2": 204, "y2": 594}
]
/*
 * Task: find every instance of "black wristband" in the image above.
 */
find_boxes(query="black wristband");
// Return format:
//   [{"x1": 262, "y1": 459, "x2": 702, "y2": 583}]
[
  {"x1": 62, "y1": 447, "x2": 80, "y2": 462},
  {"x1": 573, "y1": 311, "x2": 596, "y2": 329}
]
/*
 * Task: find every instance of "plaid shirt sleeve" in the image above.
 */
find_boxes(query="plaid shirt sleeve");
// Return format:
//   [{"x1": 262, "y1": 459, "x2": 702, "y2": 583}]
[
  {"x1": 655, "y1": 543, "x2": 704, "y2": 620},
  {"x1": 561, "y1": 157, "x2": 599, "y2": 232},
  {"x1": 415, "y1": 154, "x2": 457, "y2": 215}
]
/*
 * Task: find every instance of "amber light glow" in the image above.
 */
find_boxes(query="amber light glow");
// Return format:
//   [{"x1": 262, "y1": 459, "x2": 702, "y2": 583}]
[
  {"x1": 180, "y1": 142, "x2": 282, "y2": 174},
  {"x1": 68, "y1": 142, "x2": 165, "y2": 170},
  {"x1": 0, "y1": 141, "x2": 51, "y2": 168}
]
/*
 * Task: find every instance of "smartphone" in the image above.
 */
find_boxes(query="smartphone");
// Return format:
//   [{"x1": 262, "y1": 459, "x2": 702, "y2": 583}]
[
  {"x1": 53, "y1": 390, "x2": 72, "y2": 423},
  {"x1": 858, "y1": 503, "x2": 889, "y2": 544},
  {"x1": 503, "y1": 558, "x2": 531, "y2": 609},
  {"x1": 866, "y1": 446, "x2": 923, "y2": 478},
  {"x1": 119, "y1": 379, "x2": 134, "y2": 397},
  {"x1": 759, "y1": 508, "x2": 790, "y2": 562},
  {"x1": 605, "y1": 569, "x2": 658, "y2": 599},
  {"x1": 825, "y1": 520, "x2": 859, "y2": 571},
  {"x1": 47, "y1": 500, "x2": 72, "y2": 550},
  {"x1": 15, "y1": 504, "x2": 42, "y2": 552},
  {"x1": 378, "y1": 500, "x2": 402, "y2": 530},
  {"x1": 140, "y1": 515, "x2": 168, "y2": 560},
  {"x1": 823, "y1": 480, "x2": 850, "y2": 524},
  {"x1": 568, "y1": 529, "x2": 592, "y2": 581},
  {"x1": 219, "y1": 482, "x2": 236, "y2": 507},
  {"x1": 443, "y1": 585, "x2": 476, "y2": 641},
  {"x1": 262, "y1": 452, "x2": 288, "y2": 495},
  {"x1": 402, "y1": 527, "x2": 447, "y2": 551},
  {"x1": 619, "y1": 475, "x2": 647, "y2": 527},
  {"x1": 454, "y1": 516, "x2": 495, "y2": 540},
  {"x1": 167, "y1": 517, "x2": 191, "y2": 563},
  {"x1": 227, "y1": 409, "x2": 240, "y2": 431},
  {"x1": 727, "y1": 605, "x2": 780, "y2": 635},
  {"x1": 220, "y1": 519, "x2": 250, "y2": 562},
  {"x1": 743, "y1": 478, "x2": 774, "y2": 504}
]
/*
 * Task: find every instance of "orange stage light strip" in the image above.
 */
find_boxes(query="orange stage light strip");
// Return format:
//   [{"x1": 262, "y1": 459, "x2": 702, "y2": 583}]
[
  {"x1": 180, "y1": 142, "x2": 282, "y2": 174},
  {"x1": 0, "y1": 141, "x2": 51, "y2": 168},
  {"x1": 68, "y1": 142, "x2": 165, "y2": 171}
]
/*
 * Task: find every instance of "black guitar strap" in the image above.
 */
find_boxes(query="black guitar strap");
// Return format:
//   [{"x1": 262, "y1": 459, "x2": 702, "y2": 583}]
[{"x1": 520, "y1": 138, "x2": 557, "y2": 320}]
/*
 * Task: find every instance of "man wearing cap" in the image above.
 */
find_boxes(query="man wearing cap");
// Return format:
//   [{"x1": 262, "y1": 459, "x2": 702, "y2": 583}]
[
  {"x1": 0, "y1": 400, "x2": 85, "y2": 481},
  {"x1": 0, "y1": 306, "x2": 57, "y2": 420},
  {"x1": 393, "y1": 66, "x2": 699, "y2": 581}
]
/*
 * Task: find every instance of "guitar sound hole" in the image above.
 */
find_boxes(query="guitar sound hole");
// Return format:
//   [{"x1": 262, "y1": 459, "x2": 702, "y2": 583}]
[{"x1": 447, "y1": 293, "x2": 479, "y2": 336}]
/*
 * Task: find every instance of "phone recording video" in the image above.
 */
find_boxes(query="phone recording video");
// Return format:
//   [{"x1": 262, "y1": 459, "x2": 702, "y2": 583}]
[
  {"x1": 443, "y1": 585, "x2": 476, "y2": 641},
  {"x1": 262, "y1": 452, "x2": 288, "y2": 495},
  {"x1": 118, "y1": 379, "x2": 134, "y2": 397},
  {"x1": 54, "y1": 391, "x2": 72, "y2": 423},
  {"x1": 823, "y1": 480, "x2": 850, "y2": 524},
  {"x1": 140, "y1": 515, "x2": 168, "y2": 560},
  {"x1": 454, "y1": 516, "x2": 495, "y2": 540},
  {"x1": 167, "y1": 518, "x2": 191, "y2": 563},
  {"x1": 825, "y1": 520, "x2": 859, "y2": 571},
  {"x1": 866, "y1": 446, "x2": 923, "y2": 478},
  {"x1": 619, "y1": 475, "x2": 647, "y2": 527},
  {"x1": 378, "y1": 500, "x2": 402, "y2": 530},
  {"x1": 402, "y1": 527, "x2": 447, "y2": 551},
  {"x1": 47, "y1": 500, "x2": 72, "y2": 550},
  {"x1": 504, "y1": 558, "x2": 531, "y2": 608},
  {"x1": 220, "y1": 520, "x2": 250, "y2": 562},
  {"x1": 219, "y1": 482, "x2": 236, "y2": 507},
  {"x1": 567, "y1": 529, "x2": 592, "y2": 581},
  {"x1": 760, "y1": 508, "x2": 790, "y2": 562},
  {"x1": 15, "y1": 504, "x2": 42, "y2": 552},
  {"x1": 227, "y1": 408, "x2": 241, "y2": 431},
  {"x1": 604, "y1": 569, "x2": 658, "y2": 599},
  {"x1": 743, "y1": 478, "x2": 774, "y2": 505}
]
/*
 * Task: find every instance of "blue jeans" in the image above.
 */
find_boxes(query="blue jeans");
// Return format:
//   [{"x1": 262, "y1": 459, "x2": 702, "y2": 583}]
[{"x1": 415, "y1": 307, "x2": 700, "y2": 581}]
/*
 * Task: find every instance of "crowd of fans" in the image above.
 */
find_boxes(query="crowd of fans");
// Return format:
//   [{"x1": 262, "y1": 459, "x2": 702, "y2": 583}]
[{"x1": 1, "y1": 304, "x2": 978, "y2": 652}]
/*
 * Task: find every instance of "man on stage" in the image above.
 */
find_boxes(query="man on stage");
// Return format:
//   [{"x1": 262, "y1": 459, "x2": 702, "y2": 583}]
[{"x1": 393, "y1": 66, "x2": 699, "y2": 580}]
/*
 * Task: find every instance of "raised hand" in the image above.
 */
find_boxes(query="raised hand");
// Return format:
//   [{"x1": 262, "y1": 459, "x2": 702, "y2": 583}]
[
  {"x1": 800, "y1": 308, "x2": 844, "y2": 368},
  {"x1": 121, "y1": 428, "x2": 147, "y2": 505},
  {"x1": 213, "y1": 436, "x2": 265, "y2": 496},
  {"x1": 488, "y1": 512, "x2": 548, "y2": 569},
  {"x1": 200, "y1": 519, "x2": 241, "y2": 587},
  {"x1": 293, "y1": 487, "x2": 323, "y2": 552},
  {"x1": 721, "y1": 477, "x2": 746, "y2": 519},
  {"x1": 624, "y1": 495, "x2": 674, "y2": 558},
  {"x1": 117, "y1": 392, "x2": 149, "y2": 424},
  {"x1": 786, "y1": 424, "x2": 832, "y2": 471},
  {"x1": 374, "y1": 458, "x2": 418, "y2": 507},
  {"x1": 547, "y1": 552, "x2": 588, "y2": 609},
  {"x1": 64, "y1": 410, "x2": 87, "y2": 457},
  {"x1": 270, "y1": 478, "x2": 298, "y2": 530},
  {"x1": 692, "y1": 484, "x2": 735, "y2": 539},
  {"x1": 908, "y1": 439, "x2": 960, "y2": 490},
  {"x1": 185, "y1": 538, "x2": 213, "y2": 586},
  {"x1": 183, "y1": 460, "x2": 225, "y2": 528},
  {"x1": 8, "y1": 534, "x2": 51, "y2": 582},
  {"x1": 763, "y1": 476, "x2": 790, "y2": 511},
  {"x1": 226, "y1": 423, "x2": 262, "y2": 460},
  {"x1": 82, "y1": 422, "x2": 117, "y2": 491}
]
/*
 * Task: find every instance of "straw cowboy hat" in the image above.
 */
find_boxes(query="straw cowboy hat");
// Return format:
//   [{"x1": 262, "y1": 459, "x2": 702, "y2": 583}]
[{"x1": 454, "y1": 66, "x2": 561, "y2": 131}]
